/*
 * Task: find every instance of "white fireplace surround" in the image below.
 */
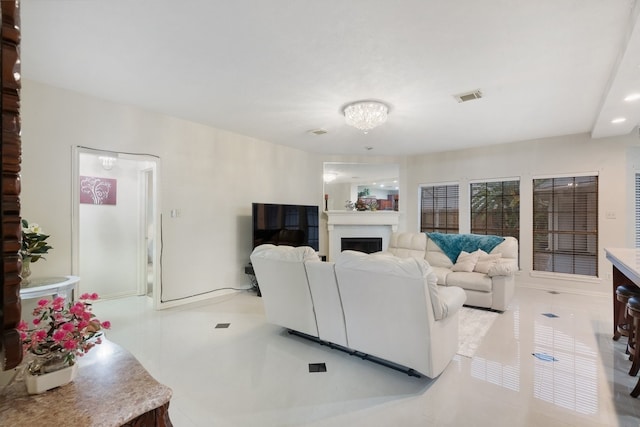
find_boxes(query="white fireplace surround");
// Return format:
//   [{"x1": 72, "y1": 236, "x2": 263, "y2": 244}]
[{"x1": 324, "y1": 211, "x2": 400, "y2": 262}]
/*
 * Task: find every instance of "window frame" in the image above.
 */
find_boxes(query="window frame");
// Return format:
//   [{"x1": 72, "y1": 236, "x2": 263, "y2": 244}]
[
  {"x1": 419, "y1": 182, "x2": 460, "y2": 234},
  {"x1": 469, "y1": 177, "x2": 520, "y2": 239},
  {"x1": 532, "y1": 173, "x2": 598, "y2": 278}
]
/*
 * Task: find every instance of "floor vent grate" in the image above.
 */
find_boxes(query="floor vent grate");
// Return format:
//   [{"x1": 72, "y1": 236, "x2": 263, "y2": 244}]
[{"x1": 308, "y1": 363, "x2": 327, "y2": 373}]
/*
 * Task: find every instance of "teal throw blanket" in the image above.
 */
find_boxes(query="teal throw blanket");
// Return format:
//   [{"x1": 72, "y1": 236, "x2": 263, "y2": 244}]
[{"x1": 427, "y1": 232, "x2": 505, "y2": 263}]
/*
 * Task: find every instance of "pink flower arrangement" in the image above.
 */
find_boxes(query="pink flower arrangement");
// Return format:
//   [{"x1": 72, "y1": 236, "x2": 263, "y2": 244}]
[{"x1": 18, "y1": 293, "x2": 111, "y2": 369}]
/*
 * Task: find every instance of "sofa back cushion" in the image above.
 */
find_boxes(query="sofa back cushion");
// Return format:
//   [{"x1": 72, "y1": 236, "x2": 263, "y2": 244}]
[
  {"x1": 425, "y1": 238, "x2": 454, "y2": 268},
  {"x1": 490, "y1": 236, "x2": 518, "y2": 261},
  {"x1": 387, "y1": 232, "x2": 427, "y2": 260},
  {"x1": 305, "y1": 260, "x2": 348, "y2": 347},
  {"x1": 334, "y1": 251, "x2": 436, "y2": 373},
  {"x1": 335, "y1": 250, "x2": 444, "y2": 320}
]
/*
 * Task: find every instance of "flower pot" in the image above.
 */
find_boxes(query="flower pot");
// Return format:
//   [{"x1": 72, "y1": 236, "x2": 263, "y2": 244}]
[
  {"x1": 21, "y1": 256, "x2": 31, "y2": 284},
  {"x1": 25, "y1": 363, "x2": 77, "y2": 394}
]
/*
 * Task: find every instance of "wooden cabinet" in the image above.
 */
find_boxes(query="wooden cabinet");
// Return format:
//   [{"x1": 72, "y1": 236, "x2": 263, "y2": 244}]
[{"x1": 0, "y1": 0, "x2": 22, "y2": 371}]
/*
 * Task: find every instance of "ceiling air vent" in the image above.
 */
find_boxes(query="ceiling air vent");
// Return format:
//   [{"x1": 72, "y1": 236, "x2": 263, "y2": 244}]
[
  {"x1": 308, "y1": 128, "x2": 328, "y2": 136},
  {"x1": 454, "y1": 90, "x2": 483, "y2": 103}
]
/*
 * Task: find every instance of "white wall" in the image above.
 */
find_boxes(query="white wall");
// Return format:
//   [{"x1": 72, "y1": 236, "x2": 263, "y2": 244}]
[
  {"x1": 21, "y1": 80, "x2": 324, "y2": 306},
  {"x1": 21, "y1": 79, "x2": 640, "y2": 301},
  {"x1": 405, "y1": 133, "x2": 639, "y2": 295}
]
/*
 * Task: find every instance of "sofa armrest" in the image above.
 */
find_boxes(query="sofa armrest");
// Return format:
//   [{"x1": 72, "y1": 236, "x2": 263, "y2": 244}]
[
  {"x1": 435, "y1": 286, "x2": 466, "y2": 318},
  {"x1": 487, "y1": 259, "x2": 518, "y2": 277}
]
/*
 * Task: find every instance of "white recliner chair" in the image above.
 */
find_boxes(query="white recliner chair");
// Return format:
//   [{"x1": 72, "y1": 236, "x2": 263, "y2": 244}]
[
  {"x1": 249, "y1": 244, "x2": 320, "y2": 337},
  {"x1": 335, "y1": 251, "x2": 466, "y2": 378}
]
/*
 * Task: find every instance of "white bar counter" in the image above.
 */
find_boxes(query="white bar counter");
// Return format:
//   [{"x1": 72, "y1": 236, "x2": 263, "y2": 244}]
[
  {"x1": 604, "y1": 248, "x2": 640, "y2": 338},
  {"x1": 0, "y1": 339, "x2": 172, "y2": 426}
]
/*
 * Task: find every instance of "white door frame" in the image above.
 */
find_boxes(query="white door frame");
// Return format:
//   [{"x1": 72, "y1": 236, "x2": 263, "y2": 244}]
[{"x1": 71, "y1": 146, "x2": 162, "y2": 308}]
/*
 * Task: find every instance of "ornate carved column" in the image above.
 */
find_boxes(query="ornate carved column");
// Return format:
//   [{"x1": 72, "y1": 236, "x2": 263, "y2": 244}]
[{"x1": 0, "y1": 0, "x2": 22, "y2": 371}]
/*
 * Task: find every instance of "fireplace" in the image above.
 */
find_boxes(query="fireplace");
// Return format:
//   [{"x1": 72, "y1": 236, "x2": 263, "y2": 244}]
[
  {"x1": 341, "y1": 237, "x2": 383, "y2": 254},
  {"x1": 323, "y1": 211, "x2": 399, "y2": 261}
]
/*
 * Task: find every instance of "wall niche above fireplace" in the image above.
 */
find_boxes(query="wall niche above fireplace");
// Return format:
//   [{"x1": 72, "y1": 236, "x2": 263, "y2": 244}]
[{"x1": 323, "y1": 162, "x2": 399, "y2": 211}]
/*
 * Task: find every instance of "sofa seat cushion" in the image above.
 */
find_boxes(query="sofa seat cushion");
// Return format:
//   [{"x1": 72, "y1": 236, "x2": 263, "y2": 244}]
[
  {"x1": 446, "y1": 271, "x2": 493, "y2": 293},
  {"x1": 431, "y1": 266, "x2": 451, "y2": 285}
]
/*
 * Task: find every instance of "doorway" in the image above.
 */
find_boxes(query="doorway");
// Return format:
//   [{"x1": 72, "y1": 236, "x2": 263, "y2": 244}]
[{"x1": 72, "y1": 147, "x2": 161, "y2": 306}]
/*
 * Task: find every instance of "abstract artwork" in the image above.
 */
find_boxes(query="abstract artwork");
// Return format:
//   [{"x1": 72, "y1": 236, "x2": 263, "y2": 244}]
[{"x1": 80, "y1": 176, "x2": 117, "y2": 205}]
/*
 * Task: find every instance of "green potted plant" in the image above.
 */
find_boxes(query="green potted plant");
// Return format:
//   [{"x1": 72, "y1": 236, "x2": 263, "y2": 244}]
[{"x1": 20, "y1": 219, "x2": 53, "y2": 283}]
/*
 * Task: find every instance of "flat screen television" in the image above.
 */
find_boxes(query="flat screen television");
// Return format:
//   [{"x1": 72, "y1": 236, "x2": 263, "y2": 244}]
[{"x1": 252, "y1": 203, "x2": 319, "y2": 251}]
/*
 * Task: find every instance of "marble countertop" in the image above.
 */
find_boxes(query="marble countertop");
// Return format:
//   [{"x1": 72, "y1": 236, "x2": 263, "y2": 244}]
[
  {"x1": 605, "y1": 247, "x2": 640, "y2": 286},
  {"x1": 0, "y1": 339, "x2": 172, "y2": 426}
]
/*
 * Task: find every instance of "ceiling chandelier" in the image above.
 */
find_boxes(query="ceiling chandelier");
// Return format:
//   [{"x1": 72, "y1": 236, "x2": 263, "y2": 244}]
[{"x1": 343, "y1": 100, "x2": 389, "y2": 133}]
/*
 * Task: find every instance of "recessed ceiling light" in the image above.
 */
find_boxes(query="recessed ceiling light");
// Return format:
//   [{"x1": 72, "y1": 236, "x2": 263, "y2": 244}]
[
  {"x1": 624, "y1": 93, "x2": 640, "y2": 102},
  {"x1": 611, "y1": 117, "x2": 627, "y2": 124},
  {"x1": 364, "y1": 146, "x2": 373, "y2": 151}
]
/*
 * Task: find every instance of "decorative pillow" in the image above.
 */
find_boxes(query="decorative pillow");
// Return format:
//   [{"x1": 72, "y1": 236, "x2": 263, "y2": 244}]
[
  {"x1": 451, "y1": 250, "x2": 480, "y2": 272},
  {"x1": 473, "y1": 249, "x2": 502, "y2": 274}
]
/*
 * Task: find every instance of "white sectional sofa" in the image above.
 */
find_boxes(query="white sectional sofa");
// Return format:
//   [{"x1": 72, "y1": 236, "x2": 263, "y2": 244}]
[
  {"x1": 250, "y1": 244, "x2": 466, "y2": 378},
  {"x1": 386, "y1": 232, "x2": 518, "y2": 311}
]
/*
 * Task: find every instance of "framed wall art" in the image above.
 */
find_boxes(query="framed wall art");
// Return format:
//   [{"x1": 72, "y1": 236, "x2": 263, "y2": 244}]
[{"x1": 80, "y1": 176, "x2": 117, "y2": 205}]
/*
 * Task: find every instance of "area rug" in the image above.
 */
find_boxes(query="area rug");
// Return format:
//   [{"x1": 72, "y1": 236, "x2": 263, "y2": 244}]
[{"x1": 457, "y1": 306, "x2": 499, "y2": 358}]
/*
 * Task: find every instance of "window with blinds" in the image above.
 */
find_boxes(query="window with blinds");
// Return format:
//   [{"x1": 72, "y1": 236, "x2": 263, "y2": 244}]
[
  {"x1": 470, "y1": 180, "x2": 520, "y2": 239},
  {"x1": 420, "y1": 184, "x2": 459, "y2": 233},
  {"x1": 532, "y1": 175, "x2": 598, "y2": 276}
]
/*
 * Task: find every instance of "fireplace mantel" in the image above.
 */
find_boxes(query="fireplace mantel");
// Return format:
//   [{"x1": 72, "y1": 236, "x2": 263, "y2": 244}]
[
  {"x1": 324, "y1": 210, "x2": 400, "y2": 228},
  {"x1": 323, "y1": 211, "x2": 400, "y2": 261}
]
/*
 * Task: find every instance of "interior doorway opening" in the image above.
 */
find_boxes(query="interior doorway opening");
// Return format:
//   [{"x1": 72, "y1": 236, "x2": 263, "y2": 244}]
[{"x1": 72, "y1": 147, "x2": 161, "y2": 307}]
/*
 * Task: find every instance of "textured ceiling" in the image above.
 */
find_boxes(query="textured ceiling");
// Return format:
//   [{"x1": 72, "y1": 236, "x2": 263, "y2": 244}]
[{"x1": 19, "y1": 0, "x2": 640, "y2": 156}]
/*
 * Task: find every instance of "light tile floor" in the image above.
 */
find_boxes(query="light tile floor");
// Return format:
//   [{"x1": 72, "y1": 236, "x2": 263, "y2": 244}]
[{"x1": 94, "y1": 286, "x2": 640, "y2": 427}]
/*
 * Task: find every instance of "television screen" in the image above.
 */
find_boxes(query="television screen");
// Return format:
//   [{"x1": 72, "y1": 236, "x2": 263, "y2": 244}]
[{"x1": 252, "y1": 203, "x2": 319, "y2": 251}]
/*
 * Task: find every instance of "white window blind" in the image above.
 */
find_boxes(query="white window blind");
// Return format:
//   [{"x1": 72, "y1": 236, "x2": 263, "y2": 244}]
[
  {"x1": 470, "y1": 180, "x2": 520, "y2": 239},
  {"x1": 420, "y1": 184, "x2": 459, "y2": 233},
  {"x1": 532, "y1": 176, "x2": 598, "y2": 276}
]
